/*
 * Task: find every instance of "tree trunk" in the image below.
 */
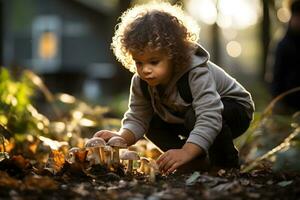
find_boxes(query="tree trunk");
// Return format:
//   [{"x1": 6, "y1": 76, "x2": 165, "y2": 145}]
[
  {"x1": 261, "y1": 0, "x2": 272, "y2": 80},
  {"x1": 211, "y1": 22, "x2": 220, "y2": 64},
  {"x1": 0, "y1": 1, "x2": 3, "y2": 65}
]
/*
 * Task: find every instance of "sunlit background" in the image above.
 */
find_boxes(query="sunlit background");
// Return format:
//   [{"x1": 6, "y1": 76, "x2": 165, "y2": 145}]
[{"x1": 0, "y1": 0, "x2": 295, "y2": 116}]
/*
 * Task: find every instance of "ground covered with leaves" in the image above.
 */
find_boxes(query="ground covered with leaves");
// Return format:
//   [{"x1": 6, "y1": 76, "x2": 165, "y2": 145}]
[{"x1": 0, "y1": 154, "x2": 300, "y2": 200}]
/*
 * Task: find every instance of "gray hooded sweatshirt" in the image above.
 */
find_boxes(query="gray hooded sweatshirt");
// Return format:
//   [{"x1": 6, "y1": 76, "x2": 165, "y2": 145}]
[{"x1": 121, "y1": 44, "x2": 255, "y2": 154}]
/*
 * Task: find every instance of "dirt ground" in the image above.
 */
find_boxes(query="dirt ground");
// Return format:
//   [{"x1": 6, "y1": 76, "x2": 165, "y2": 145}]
[{"x1": 1, "y1": 158, "x2": 300, "y2": 200}]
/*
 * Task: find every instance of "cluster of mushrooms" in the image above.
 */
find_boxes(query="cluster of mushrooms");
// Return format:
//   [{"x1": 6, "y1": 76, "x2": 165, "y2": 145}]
[{"x1": 67, "y1": 135, "x2": 159, "y2": 182}]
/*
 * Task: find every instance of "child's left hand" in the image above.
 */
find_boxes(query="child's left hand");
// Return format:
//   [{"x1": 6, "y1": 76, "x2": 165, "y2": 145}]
[
  {"x1": 156, "y1": 148, "x2": 194, "y2": 174},
  {"x1": 156, "y1": 143, "x2": 204, "y2": 174}
]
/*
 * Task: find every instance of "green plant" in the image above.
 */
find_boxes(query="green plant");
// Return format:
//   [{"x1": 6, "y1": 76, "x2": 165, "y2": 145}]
[{"x1": 0, "y1": 68, "x2": 49, "y2": 140}]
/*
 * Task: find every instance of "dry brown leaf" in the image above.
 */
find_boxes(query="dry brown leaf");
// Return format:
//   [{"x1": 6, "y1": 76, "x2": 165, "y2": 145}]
[
  {"x1": 11, "y1": 155, "x2": 31, "y2": 170},
  {"x1": 45, "y1": 150, "x2": 65, "y2": 174},
  {"x1": 73, "y1": 148, "x2": 88, "y2": 163},
  {"x1": 24, "y1": 175, "x2": 58, "y2": 190},
  {"x1": 0, "y1": 171, "x2": 20, "y2": 188},
  {"x1": 28, "y1": 141, "x2": 39, "y2": 154}
]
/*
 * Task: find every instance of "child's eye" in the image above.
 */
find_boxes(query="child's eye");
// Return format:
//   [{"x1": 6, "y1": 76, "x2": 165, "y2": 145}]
[
  {"x1": 150, "y1": 60, "x2": 159, "y2": 65},
  {"x1": 135, "y1": 61, "x2": 142, "y2": 67}
]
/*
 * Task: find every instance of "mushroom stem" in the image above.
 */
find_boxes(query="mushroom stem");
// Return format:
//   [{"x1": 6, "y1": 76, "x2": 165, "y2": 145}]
[
  {"x1": 139, "y1": 162, "x2": 145, "y2": 173},
  {"x1": 104, "y1": 146, "x2": 112, "y2": 169},
  {"x1": 112, "y1": 147, "x2": 120, "y2": 164},
  {"x1": 91, "y1": 148, "x2": 101, "y2": 165},
  {"x1": 149, "y1": 167, "x2": 156, "y2": 182},
  {"x1": 139, "y1": 157, "x2": 150, "y2": 174},
  {"x1": 99, "y1": 147, "x2": 105, "y2": 165},
  {"x1": 127, "y1": 160, "x2": 133, "y2": 173}
]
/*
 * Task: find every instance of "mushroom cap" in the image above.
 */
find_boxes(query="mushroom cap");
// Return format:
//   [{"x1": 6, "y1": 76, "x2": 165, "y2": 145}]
[
  {"x1": 107, "y1": 136, "x2": 127, "y2": 148},
  {"x1": 120, "y1": 150, "x2": 140, "y2": 160},
  {"x1": 67, "y1": 147, "x2": 87, "y2": 163},
  {"x1": 68, "y1": 147, "x2": 80, "y2": 154},
  {"x1": 85, "y1": 137, "x2": 106, "y2": 148},
  {"x1": 67, "y1": 147, "x2": 80, "y2": 161},
  {"x1": 140, "y1": 157, "x2": 150, "y2": 163},
  {"x1": 104, "y1": 145, "x2": 112, "y2": 152}
]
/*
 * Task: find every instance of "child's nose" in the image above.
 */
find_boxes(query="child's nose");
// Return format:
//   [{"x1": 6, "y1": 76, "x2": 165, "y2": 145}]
[{"x1": 142, "y1": 65, "x2": 152, "y2": 74}]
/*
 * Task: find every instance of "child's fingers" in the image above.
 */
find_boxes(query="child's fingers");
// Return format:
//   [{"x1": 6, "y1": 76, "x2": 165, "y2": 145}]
[
  {"x1": 156, "y1": 152, "x2": 168, "y2": 164},
  {"x1": 167, "y1": 162, "x2": 180, "y2": 174},
  {"x1": 93, "y1": 130, "x2": 107, "y2": 138},
  {"x1": 93, "y1": 130, "x2": 113, "y2": 141},
  {"x1": 162, "y1": 159, "x2": 177, "y2": 172},
  {"x1": 157, "y1": 154, "x2": 171, "y2": 171}
]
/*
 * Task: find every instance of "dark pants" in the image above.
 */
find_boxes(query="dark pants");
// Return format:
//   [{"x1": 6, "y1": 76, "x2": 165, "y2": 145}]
[{"x1": 145, "y1": 98, "x2": 252, "y2": 168}]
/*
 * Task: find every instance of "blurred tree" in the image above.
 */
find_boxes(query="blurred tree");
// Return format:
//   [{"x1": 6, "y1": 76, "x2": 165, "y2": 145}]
[
  {"x1": 0, "y1": 1, "x2": 3, "y2": 65},
  {"x1": 261, "y1": 0, "x2": 275, "y2": 80},
  {"x1": 211, "y1": 2, "x2": 220, "y2": 65}
]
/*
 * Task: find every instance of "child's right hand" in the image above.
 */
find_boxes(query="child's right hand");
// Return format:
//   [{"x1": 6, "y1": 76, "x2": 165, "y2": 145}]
[{"x1": 93, "y1": 130, "x2": 120, "y2": 141}]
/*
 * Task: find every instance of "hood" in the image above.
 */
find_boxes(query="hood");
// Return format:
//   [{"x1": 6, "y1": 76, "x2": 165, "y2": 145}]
[
  {"x1": 177, "y1": 43, "x2": 210, "y2": 80},
  {"x1": 190, "y1": 43, "x2": 210, "y2": 69},
  {"x1": 161, "y1": 43, "x2": 210, "y2": 96}
]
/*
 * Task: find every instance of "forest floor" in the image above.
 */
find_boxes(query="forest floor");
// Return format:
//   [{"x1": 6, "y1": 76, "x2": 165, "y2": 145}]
[{"x1": 1, "y1": 156, "x2": 300, "y2": 200}]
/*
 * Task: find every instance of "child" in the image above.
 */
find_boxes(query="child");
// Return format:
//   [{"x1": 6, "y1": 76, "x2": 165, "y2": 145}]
[{"x1": 94, "y1": 1, "x2": 255, "y2": 174}]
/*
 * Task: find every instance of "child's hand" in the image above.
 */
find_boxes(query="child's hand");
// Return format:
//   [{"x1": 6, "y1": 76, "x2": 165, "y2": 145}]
[
  {"x1": 93, "y1": 130, "x2": 120, "y2": 141},
  {"x1": 156, "y1": 148, "x2": 193, "y2": 174},
  {"x1": 156, "y1": 143, "x2": 204, "y2": 174}
]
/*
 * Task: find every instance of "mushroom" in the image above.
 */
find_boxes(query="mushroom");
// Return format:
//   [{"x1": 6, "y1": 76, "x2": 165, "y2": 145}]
[
  {"x1": 120, "y1": 150, "x2": 140, "y2": 173},
  {"x1": 66, "y1": 147, "x2": 80, "y2": 164},
  {"x1": 103, "y1": 145, "x2": 113, "y2": 169},
  {"x1": 107, "y1": 136, "x2": 127, "y2": 165},
  {"x1": 138, "y1": 157, "x2": 159, "y2": 182},
  {"x1": 138, "y1": 157, "x2": 150, "y2": 174},
  {"x1": 85, "y1": 137, "x2": 106, "y2": 165},
  {"x1": 148, "y1": 159, "x2": 159, "y2": 183}
]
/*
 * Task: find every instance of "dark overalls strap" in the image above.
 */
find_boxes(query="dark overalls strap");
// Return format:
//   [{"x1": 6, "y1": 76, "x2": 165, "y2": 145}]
[
  {"x1": 140, "y1": 78, "x2": 151, "y2": 100},
  {"x1": 139, "y1": 72, "x2": 193, "y2": 103},
  {"x1": 177, "y1": 72, "x2": 193, "y2": 103}
]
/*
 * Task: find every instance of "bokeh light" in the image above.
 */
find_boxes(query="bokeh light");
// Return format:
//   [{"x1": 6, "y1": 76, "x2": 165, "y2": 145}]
[
  {"x1": 186, "y1": 0, "x2": 217, "y2": 25},
  {"x1": 277, "y1": 7, "x2": 291, "y2": 23},
  {"x1": 226, "y1": 41, "x2": 242, "y2": 57},
  {"x1": 186, "y1": 0, "x2": 260, "y2": 29}
]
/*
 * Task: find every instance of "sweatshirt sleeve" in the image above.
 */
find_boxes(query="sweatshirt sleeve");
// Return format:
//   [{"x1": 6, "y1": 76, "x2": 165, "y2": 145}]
[
  {"x1": 121, "y1": 74, "x2": 154, "y2": 142},
  {"x1": 186, "y1": 66, "x2": 223, "y2": 154}
]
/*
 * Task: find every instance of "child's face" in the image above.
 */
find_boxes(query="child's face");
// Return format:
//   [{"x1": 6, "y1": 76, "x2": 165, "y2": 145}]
[{"x1": 132, "y1": 48, "x2": 173, "y2": 87}]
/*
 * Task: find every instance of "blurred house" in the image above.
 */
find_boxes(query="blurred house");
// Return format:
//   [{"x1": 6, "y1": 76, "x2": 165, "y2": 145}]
[{"x1": 0, "y1": 0, "x2": 131, "y2": 102}]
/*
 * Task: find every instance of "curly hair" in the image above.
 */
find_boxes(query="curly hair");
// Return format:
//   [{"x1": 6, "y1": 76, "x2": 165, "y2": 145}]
[{"x1": 111, "y1": 1, "x2": 200, "y2": 73}]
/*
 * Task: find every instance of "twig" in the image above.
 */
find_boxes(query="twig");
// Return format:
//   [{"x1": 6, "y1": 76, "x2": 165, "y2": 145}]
[
  {"x1": 237, "y1": 87, "x2": 300, "y2": 152},
  {"x1": 241, "y1": 87, "x2": 300, "y2": 172},
  {"x1": 242, "y1": 87, "x2": 300, "y2": 172},
  {"x1": 261, "y1": 86, "x2": 300, "y2": 118},
  {"x1": 241, "y1": 127, "x2": 300, "y2": 172},
  {"x1": 23, "y1": 70, "x2": 62, "y2": 118}
]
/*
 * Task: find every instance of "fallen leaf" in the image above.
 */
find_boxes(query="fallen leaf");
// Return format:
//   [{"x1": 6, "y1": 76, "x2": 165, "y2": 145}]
[
  {"x1": 247, "y1": 192, "x2": 261, "y2": 198},
  {"x1": 11, "y1": 155, "x2": 31, "y2": 170},
  {"x1": 211, "y1": 181, "x2": 240, "y2": 193},
  {"x1": 71, "y1": 183, "x2": 89, "y2": 196},
  {"x1": 185, "y1": 171, "x2": 201, "y2": 186},
  {"x1": 24, "y1": 175, "x2": 58, "y2": 190},
  {"x1": 0, "y1": 152, "x2": 9, "y2": 162},
  {"x1": 277, "y1": 180, "x2": 293, "y2": 187},
  {"x1": 0, "y1": 171, "x2": 20, "y2": 188},
  {"x1": 73, "y1": 148, "x2": 88, "y2": 163},
  {"x1": 45, "y1": 150, "x2": 65, "y2": 174}
]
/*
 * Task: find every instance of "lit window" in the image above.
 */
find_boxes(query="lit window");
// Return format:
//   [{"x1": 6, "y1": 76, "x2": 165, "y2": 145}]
[{"x1": 38, "y1": 31, "x2": 58, "y2": 60}]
